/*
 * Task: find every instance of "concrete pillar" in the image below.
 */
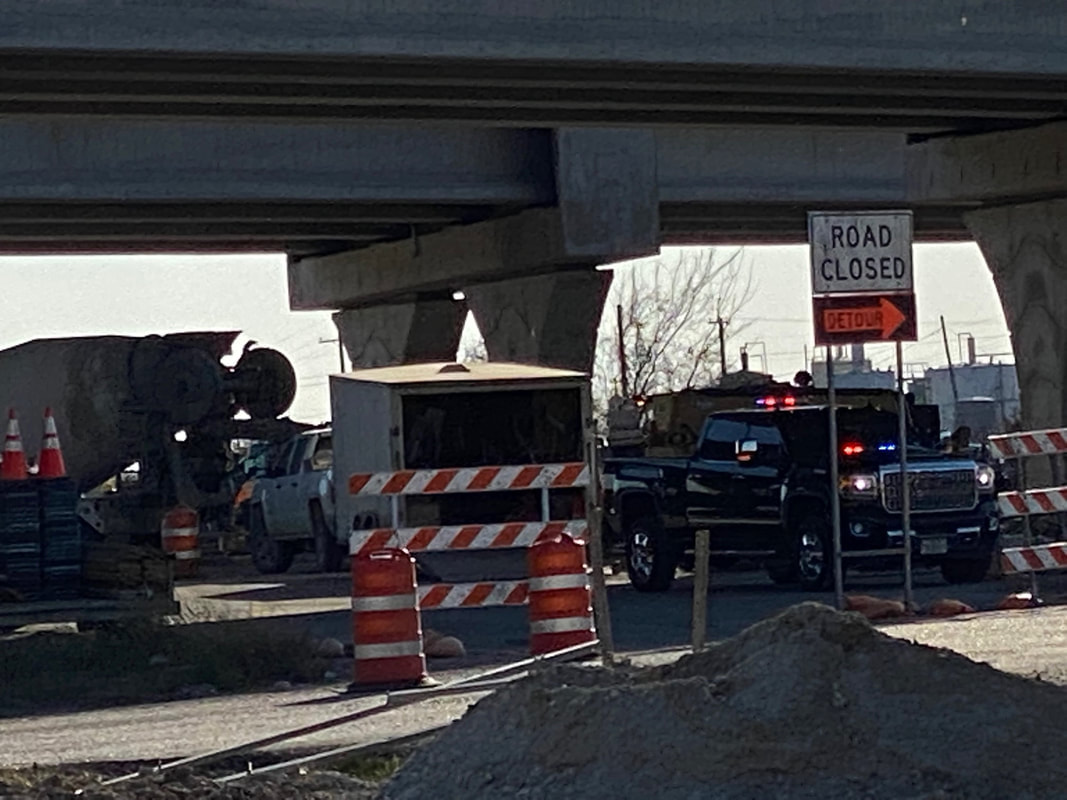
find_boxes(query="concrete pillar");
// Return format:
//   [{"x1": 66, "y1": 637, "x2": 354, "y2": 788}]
[
  {"x1": 333, "y1": 295, "x2": 466, "y2": 368},
  {"x1": 465, "y1": 270, "x2": 612, "y2": 373},
  {"x1": 964, "y1": 200, "x2": 1067, "y2": 431}
]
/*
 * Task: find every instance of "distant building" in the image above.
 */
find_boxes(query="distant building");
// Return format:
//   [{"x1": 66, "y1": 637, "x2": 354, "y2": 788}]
[
  {"x1": 912, "y1": 362, "x2": 1019, "y2": 435},
  {"x1": 810, "y1": 344, "x2": 896, "y2": 391}
]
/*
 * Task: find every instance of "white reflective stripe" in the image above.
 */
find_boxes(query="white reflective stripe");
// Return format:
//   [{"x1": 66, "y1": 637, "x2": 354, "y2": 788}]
[
  {"x1": 352, "y1": 592, "x2": 417, "y2": 612},
  {"x1": 1037, "y1": 548, "x2": 1061, "y2": 569},
  {"x1": 1002, "y1": 550, "x2": 1030, "y2": 573},
  {"x1": 353, "y1": 640, "x2": 423, "y2": 660},
  {"x1": 528, "y1": 573, "x2": 590, "y2": 592},
  {"x1": 530, "y1": 616, "x2": 594, "y2": 635},
  {"x1": 162, "y1": 527, "x2": 198, "y2": 538},
  {"x1": 172, "y1": 549, "x2": 201, "y2": 560}
]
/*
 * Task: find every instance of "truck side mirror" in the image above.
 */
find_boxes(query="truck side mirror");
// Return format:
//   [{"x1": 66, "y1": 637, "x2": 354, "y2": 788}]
[{"x1": 736, "y1": 439, "x2": 759, "y2": 463}]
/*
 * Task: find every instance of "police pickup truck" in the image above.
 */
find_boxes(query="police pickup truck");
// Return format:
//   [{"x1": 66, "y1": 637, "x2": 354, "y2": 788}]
[{"x1": 603, "y1": 401, "x2": 999, "y2": 592}]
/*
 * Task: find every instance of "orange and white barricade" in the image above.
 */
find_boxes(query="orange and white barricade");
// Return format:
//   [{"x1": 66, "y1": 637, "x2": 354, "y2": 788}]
[
  {"x1": 351, "y1": 547, "x2": 428, "y2": 690},
  {"x1": 990, "y1": 428, "x2": 1067, "y2": 589},
  {"x1": 349, "y1": 461, "x2": 596, "y2": 667}
]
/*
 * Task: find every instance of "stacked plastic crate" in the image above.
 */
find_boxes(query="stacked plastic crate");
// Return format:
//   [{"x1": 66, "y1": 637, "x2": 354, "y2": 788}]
[
  {"x1": 39, "y1": 478, "x2": 81, "y2": 600},
  {"x1": 0, "y1": 481, "x2": 43, "y2": 599}
]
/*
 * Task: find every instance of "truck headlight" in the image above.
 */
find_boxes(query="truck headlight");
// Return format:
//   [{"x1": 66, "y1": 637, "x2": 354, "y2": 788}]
[
  {"x1": 841, "y1": 473, "x2": 879, "y2": 497},
  {"x1": 976, "y1": 465, "x2": 996, "y2": 492}
]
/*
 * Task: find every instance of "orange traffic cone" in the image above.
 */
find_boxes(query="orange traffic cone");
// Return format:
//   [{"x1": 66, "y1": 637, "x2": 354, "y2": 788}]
[
  {"x1": 37, "y1": 407, "x2": 66, "y2": 479},
  {"x1": 1, "y1": 408, "x2": 28, "y2": 480}
]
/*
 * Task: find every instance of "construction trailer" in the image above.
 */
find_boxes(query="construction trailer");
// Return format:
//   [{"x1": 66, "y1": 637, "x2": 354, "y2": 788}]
[{"x1": 331, "y1": 362, "x2": 592, "y2": 582}]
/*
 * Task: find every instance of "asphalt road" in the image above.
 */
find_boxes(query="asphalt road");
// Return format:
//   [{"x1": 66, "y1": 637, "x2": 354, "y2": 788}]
[
  {"x1": 5, "y1": 554, "x2": 1063, "y2": 768},
  {"x1": 5, "y1": 600, "x2": 1067, "y2": 768},
  {"x1": 179, "y1": 552, "x2": 1047, "y2": 657}
]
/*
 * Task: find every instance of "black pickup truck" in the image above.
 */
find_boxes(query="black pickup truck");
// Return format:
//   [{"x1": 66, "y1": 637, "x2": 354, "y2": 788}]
[{"x1": 602, "y1": 404, "x2": 1000, "y2": 592}]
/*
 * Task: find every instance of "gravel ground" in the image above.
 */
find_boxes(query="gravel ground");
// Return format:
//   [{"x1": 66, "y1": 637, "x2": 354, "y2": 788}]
[{"x1": 0, "y1": 764, "x2": 380, "y2": 799}]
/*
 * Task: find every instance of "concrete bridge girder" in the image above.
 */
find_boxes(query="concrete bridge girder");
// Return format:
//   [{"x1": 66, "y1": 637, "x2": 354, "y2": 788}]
[{"x1": 308, "y1": 128, "x2": 658, "y2": 372}]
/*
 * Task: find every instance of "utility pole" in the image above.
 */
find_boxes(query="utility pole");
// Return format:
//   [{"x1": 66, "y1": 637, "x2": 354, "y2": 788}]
[
  {"x1": 716, "y1": 317, "x2": 728, "y2": 378},
  {"x1": 939, "y1": 316, "x2": 960, "y2": 426},
  {"x1": 616, "y1": 304, "x2": 629, "y2": 397}
]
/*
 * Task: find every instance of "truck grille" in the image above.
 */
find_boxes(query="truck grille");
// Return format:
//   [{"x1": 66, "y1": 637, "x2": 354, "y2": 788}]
[{"x1": 882, "y1": 469, "x2": 976, "y2": 513}]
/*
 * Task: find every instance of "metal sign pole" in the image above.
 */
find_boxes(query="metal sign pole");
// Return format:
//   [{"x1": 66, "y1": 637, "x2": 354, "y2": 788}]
[
  {"x1": 897, "y1": 340, "x2": 914, "y2": 611},
  {"x1": 1019, "y1": 456, "x2": 1040, "y2": 601},
  {"x1": 827, "y1": 347, "x2": 844, "y2": 610}
]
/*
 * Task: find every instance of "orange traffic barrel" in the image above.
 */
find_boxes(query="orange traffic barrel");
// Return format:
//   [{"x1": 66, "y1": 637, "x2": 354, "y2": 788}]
[
  {"x1": 1, "y1": 408, "x2": 27, "y2": 481},
  {"x1": 351, "y1": 548, "x2": 429, "y2": 690},
  {"x1": 161, "y1": 505, "x2": 200, "y2": 578},
  {"x1": 527, "y1": 533, "x2": 597, "y2": 655}
]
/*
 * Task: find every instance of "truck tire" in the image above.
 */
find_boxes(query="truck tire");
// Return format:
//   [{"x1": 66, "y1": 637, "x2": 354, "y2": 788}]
[
  {"x1": 312, "y1": 503, "x2": 345, "y2": 573},
  {"x1": 940, "y1": 557, "x2": 990, "y2": 585},
  {"x1": 249, "y1": 505, "x2": 294, "y2": 575},
  {"x1": 795, "y1": 513, "x2": 837, "y2": 592},
  {"x1": 625, "y1": 515, "x2": 678, "y2": 593}
]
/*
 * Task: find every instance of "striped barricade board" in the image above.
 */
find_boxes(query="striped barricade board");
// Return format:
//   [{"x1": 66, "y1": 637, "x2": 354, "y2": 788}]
[{"x1": 350, "y1": 520, "x2": 588, "y2": 556}]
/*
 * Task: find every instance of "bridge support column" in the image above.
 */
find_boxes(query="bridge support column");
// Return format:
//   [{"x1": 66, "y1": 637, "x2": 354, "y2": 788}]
[
  {"x1": 964, "y1": 201, "x2": 1067, "y2": 431},
  {"x1": 465, "y1": 270, "x2": 612, "y2": 373},
  {"x1": 908, "y1": 121, "x2": 1067, "y2": 433},
  {"x1": 333, "y1": 295, "x2": 466, "y2": 368}
]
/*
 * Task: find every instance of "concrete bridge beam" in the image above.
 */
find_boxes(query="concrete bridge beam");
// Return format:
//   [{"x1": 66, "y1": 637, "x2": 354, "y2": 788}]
[{"x1": 293, "y1": 127, "x2": 659, "y2": 372}]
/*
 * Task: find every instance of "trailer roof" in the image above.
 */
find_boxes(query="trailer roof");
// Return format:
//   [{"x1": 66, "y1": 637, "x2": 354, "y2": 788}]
[{"x1": 333, "y1": 361, "x2": 587, "y2": 386}]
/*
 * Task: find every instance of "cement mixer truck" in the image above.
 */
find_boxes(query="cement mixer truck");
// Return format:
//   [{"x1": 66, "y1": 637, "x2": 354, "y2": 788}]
[{"x1": 0, "y1": 332, "x2": 304, "y2": 545}]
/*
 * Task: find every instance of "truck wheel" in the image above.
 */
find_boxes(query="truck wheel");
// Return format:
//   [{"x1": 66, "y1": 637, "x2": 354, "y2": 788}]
[
  {"x1": 625, "y1": 515, "x2": 678, "y2": 593},
  {"x1": 940, "y1": 557, "x2": 990, "y2": 585},
  {"x1": 795, "y1": 514, "x2": 836, "y2": 592},
  {"x1": 249, "y1": 506, "x2": 294, "y2": 574},
  {"x1": 312, "y1": 504, "x2": 345, "y2": 573}
]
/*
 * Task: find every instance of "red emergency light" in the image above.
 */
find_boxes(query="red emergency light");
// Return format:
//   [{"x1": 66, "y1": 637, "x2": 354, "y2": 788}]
[
  {"x1": 841, "y1": 442, "x2": 865, "y2": 456},
  {"x1": 755, "y1": 395, "x2": 796, "y2": 408}
]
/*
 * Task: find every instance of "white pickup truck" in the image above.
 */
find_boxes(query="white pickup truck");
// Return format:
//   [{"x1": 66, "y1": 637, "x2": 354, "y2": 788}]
[{"x1": 245, "y1": 428, "x2": 347, "y2": 574}]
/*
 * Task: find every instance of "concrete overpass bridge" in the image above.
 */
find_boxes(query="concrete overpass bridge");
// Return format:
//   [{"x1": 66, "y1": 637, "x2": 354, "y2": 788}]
[{"x1": 4, "y1": 0, "x2": 1067, "y2": 426}]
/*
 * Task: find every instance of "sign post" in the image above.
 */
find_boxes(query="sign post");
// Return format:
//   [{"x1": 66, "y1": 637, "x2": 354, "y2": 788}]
[{"x1": 807, "y1": 210, "x2": 917, "y2": 611}]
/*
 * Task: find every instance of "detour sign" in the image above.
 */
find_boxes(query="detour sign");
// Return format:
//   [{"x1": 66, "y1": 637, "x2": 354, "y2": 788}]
[{"x1": 812, "y1": 293, "x2": 916, "y2": 346}]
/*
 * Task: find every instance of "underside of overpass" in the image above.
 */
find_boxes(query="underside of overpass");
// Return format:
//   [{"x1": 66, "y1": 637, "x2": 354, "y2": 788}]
[{"x1": 3, "y1": 0, "x2": 1067, "y2": 424}]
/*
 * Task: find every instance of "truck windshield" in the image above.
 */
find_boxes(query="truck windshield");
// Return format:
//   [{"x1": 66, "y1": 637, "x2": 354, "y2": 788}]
[{"x1": 837, "y1": 409, "x2": 927, "y2": 453}]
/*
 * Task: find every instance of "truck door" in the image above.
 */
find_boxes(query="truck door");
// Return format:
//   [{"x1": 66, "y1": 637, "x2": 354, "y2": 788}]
[
  {"x1": 731, "y1": 418, "x2": 788, "y2": 552},
  {"x1": 686, "y1": 416, "x2": 749, "y2": 551},
  {"x1": 687, "y1": 415, "x2": 785, "y2": 554},
  {"x1": 265, "y1": 436, "x2": 310, "y2": 534}
]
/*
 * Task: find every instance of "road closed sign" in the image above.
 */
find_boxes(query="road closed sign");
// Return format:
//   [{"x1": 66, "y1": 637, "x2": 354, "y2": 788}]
[{"x1": 808, "y1": 210, "x2": 913, "y2": 294}]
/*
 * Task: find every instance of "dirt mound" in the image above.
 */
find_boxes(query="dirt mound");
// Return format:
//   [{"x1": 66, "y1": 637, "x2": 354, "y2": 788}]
[{"x1": 383, "y1": 603, "x2": 1067, "y2": 800}]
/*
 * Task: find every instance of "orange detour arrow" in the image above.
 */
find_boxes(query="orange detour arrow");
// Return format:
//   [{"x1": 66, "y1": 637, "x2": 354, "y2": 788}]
[{"x1": 821, "y1": 296, "x2": 907, "y2": 340}]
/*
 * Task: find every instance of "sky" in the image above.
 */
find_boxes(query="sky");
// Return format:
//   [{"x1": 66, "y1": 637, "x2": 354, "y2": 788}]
[{"x1": 0, "y1": 242, "x2": 1009, "y2": 424}]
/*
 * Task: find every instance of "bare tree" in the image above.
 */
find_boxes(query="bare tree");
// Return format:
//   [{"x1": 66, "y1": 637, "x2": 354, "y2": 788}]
[{"x1": 594, "y1": 248, "x2": 756, "y2": 407}]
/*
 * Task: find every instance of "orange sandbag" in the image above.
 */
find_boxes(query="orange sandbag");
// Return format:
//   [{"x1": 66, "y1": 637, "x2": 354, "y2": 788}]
[
  {"x1": 844, "y1": 594, "x2": 908, "y2": 620},
  {"x1": 926, "y1": 598, "x2": 976, "y2": 617},
  {"x1": 997, "y1": 592, "x2": 1040, "y2": 610}
]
